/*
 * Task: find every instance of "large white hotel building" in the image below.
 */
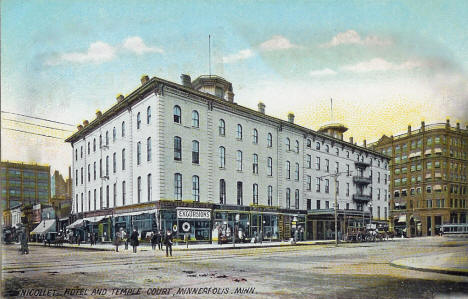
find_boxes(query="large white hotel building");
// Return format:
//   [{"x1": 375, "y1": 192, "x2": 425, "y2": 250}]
[{"x1": 66, "y1": 74, "x2": 390, "y2": 242}]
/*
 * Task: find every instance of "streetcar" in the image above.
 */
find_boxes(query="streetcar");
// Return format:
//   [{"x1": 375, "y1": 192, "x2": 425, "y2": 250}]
[{"x1": 441, "y1": 223, "x2": 468, "y2": 235}]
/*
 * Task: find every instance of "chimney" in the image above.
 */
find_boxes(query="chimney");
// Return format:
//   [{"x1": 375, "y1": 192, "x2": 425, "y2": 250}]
[
  {"x1": 116, "y1": 94, "x2": 124, "y2": 102},
  {"x1": 258, "y1": 102, "x2": 265, "y2": 114},
  {"x1": 77, "y1": 124, "x2": 83, "y2": 131},
  {"x1": 180, "y1": 74, "x2": 192, "y2": 87},
  {"x1": 287, "y1": 112, "x2": 295, "y2": 123},
  {"x1": 456, "y1": 122, "x2": 460, "y2": 130},
  {"x1": 446, "y1": 118, "x2": 450, "y2": 128},
  {"x1": 141, "y1": 75, "x2": 149, "y2": 85},
  {"x1": 349, "y1": 137, "x2": 354, "y2": 144},
  {"x1": 421, "y1": 121, "x2": 425, "y2": 131},
  {"x1": 226, "y1": 91, "x2": 234, "y2": 102},
  {"x1": 83, "y1": 120, "x2": 89, "y2": 127},
  {"x1": 408, "y1": 125, "x2": 411, "y2": 135},
  {"x1": 96, "y1": 110, "x2": 102, "y2": 118},
  {"x1": 363, "y1": 139, "x2": 367, "y2": 148}
]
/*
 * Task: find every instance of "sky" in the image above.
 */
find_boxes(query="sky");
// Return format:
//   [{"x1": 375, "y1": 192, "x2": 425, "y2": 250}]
[{"x1": 2, "y1": 0, "x2": 468, "y2": 176}]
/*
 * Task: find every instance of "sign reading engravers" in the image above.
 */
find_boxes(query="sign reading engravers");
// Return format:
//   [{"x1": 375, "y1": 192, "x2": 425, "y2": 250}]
[{"x1": 176, "y1": 208, "x2": 211, "y2": 219}]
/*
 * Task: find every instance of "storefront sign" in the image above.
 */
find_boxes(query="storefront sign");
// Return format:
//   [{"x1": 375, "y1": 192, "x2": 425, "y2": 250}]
[{"x1": 177, "y1": 208, "x2": 211, "y2": 219}]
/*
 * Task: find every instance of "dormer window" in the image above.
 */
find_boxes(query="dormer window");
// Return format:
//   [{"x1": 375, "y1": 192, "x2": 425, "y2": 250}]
[{"x1": 215, "y1": 86, "x2": 224, "y2": 98}]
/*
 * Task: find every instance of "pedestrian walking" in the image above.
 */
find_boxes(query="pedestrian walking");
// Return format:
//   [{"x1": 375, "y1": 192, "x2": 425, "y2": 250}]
[
  {"x1": 130, "y1": 228, "x2": 139, "y2": 253},
  {"x1": 77, "y1": 234, "x2": 81, "y2": 246},
  {"x1": 90, "y1": 233, "x2": 95, "y2": 246},
  {"x1": 20, "y1": 229, "x2": 29, "y2": 255},
  {"x1": 114, "y1": 231, "x2": 121, "y2": 252},
  {"x1": 156, "y1": 230, "x2": 163, "y2": 250},
  {"x1": 123, "y1": 230, "x2": 129, "y2": 250},
  {"x1": 164, "y1": 229, "x2": 173, "y2": 257},
  {"x1": 151, "y1": 232, "x2": 157, "y2": 250}
]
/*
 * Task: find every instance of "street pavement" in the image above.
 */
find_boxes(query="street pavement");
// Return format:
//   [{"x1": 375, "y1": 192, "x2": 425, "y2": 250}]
[{"x1": 2, "y1": 236, "x2": 468, "y2": 298}]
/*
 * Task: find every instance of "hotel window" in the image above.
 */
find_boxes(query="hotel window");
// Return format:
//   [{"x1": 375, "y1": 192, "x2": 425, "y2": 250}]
[
  {"x1": 426, "y1": 186, "x2": 432, "y2": 194},
  {"x1": 173, "y1": 105, "x2": 181, "y2": 123},
  {"x1": 192, "y1": 176, "x2": 200, "y2": 201},
  {"x1": 378, "y1": 189, "x2": 381, "y2": 200},
  {"x1": 325, "y1": 159, "x2": 329, "y2": 172},
  {"x1": 427, "y1": 137, "x2": 432, "y2": 146},
  {"x1": 316, "y1": 200, "x2": 321, "y2": 209},
  {"x1": 137, "y1": 112, "x2": 141, "y2": 129},
  {"x1": 336, "y1": 162, "x2": 339, "y2": 173},
  {"x1": 88, "y1": 142, "x2": 90, "y2": 155},
  {"x1": 192, "y1": 110, "x2": 199, "y2": 128},
  {"x1": 93, "y1": 138, "x2": 96, "y2": 152},
  {"x1": 237, "y1": 182, "x2": 243, "y2": 205},
  {"x1": 174, "y1": 173, "x2": 182, "y2": 200},
  {"x1": 427, "y1": 161, "x2": 432, "y2": 169},
  {"x1": 105, "y1": 131, "x2": 109, "y2": 146},
  {"x1": 113, "y1": 183, "x2": 116, "y2": 207},
  {"x1": 295, "y1": 162, "x2": 299, "y2": 181},
  {"x1": 137, "y1": 142, "x2": 142, "y2": 165},
  {"x1": 316, "y1": 157, "x2": 321, "y2": 170},
  {"x1": 377, "y1": 172, "x2": 380, "y2": 183},
  {"x1": 286, "y1": 138, "x2": 291, "y2": 151},
  {"x1": 253, "y1": 129, "x2": 258, "y2": 144},
  {"x1": 219, "y1": 119, "x2": 225, "y2": 136},
  {"x1": 325, "y1": 145, "x2": 329, "y2": 153},
  {"x1": 253, "y1": 184, "x2": 258, "y2": 204},
  {"x1": 99, "y1": 159, "x2": 102, "y2": 177},
  {"x1": 81, "y1": 146, "x2": 83, "y2": 158},
  {"x1": 325, "y1": 179, "x2": 329, "y2": 193},
  {"x1": 192, "y1": 140, "x2": 199, "y2": 164},
  {"x1": 267, "y1": 185, "x2": 273, "y2": 206},
  {"x1": 267, "y1": 133, "x2": 273, "y2": 147},
  {"x1": 122, "y1": 149, "x2": 126, "y2": 170},
  {"x1": 267, "y1": 157, "x2": 273, "y2": 176},
  {"x1": 346, "y1": 183, "x2": 349, "y2": 196},
  {"x1": 106, "y1": 185, "x2": 109, "y2": 208},
  {"x1": 347, "y1": 164, "x2": 350, "y2": 176},
  {"x1": 105, "y1": 156, "x2": 109, "y2": 176},
  {"x1": 307, "y1": 139, "x2": 311, "y2": 148},
  {"x1": 306, "y1": 154, "x2": 311, "y2": 168},
  {"x1": 113, "y1": 127, "x2": 116, "y2": 142},
  {"x1": 113, "y1": 153, "x2": 116, "y2": 173},
  {"x1": 295, "y1": 140, "x2": 299, "y2": 153},
  {"x1": 174, "y1": 137, "x2": 182, "y2": 161},
  {"x1": 93, "y1": 162, "x2": 96, "y2": 180},
  {"x1": 346, "y1": 151, "x2": 350, "y2": 158},
  {"x1": 336, "y1": 148, "x2": 339, "y2": 156},
  {"x1": 122, "y1": 181, "x2": 126, "y2": 205},
  {"x1": 99, "y1": 135, "x2": 102, "y2": 148},
  {"x1": 236, "y1": 124, "x2": 243, "y2": 139},
  {"x1": 326, "y1": 201, "x2": 329, "y2": 209},
  {"x1": 137, "y1": 176, "x2": 141, "y2": 203},
  {"x1": 236, "y1": 151, "x2": 243, "y2": 171},
  {"x1": 253, "y1": 154, "x2": 259, "y2": 174},
  {"x1": 219, "y1": 179, "x2": 226, "y2": 204},
  {"x1": 316, "y1": 142, "x2": 320, "y2": 150},
  {"x1": 99, "y1": 187, "x2": 103, "y2": 209},
  {"x1": 219, "y1": 146, "x2": 225, "y2": 168},
  {"x1": 295, "y1": 189, "x2": 300, "y2": 209},
  {"x1": 286, "y1": 188, "x2": 291, "y2": 208},
  {"x1": 336, "y1": 181, "x2": 340, "y2": 195},
  {"x1": 316, "y1": 178, "x2": 321, "y2": 192},
  {"x1": 147, "y1": 174, "x2": 152, "y2": 201},
  {"x1": 306, "y1": 175, "x2": 311, "y2": 190},
  {"x1": 121, "y1": 121, "x2": 125, "y2": 137},
  {"x1": 147, "y1": 106, "x2": 151, "y2": 124},
  {"x1": 286, "y1": 161, "x2": 291, "y2": 179}
]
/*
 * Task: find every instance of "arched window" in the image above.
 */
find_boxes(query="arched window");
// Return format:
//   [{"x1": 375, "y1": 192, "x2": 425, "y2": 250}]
[
  {"x1": 147, "y1": 106, "x2": 151, "y2": 124},
  {"x1": 267, "y1": 157, "x2": 273, "y2": 176},
  {"x1": 147, "y1": 137, "x2": 152, "y2": 161},
  {"x1": 137, "y1": 176, "x2": 142, "y2": 203},
  {"x1": 121, "y1": 121, "x2": 125, "y2": 137},
  {"x1": 307, "y1": 139, "x2": 311, "y2": 148},
  {"x1": 174, "y1": 173, "x2": 182, "y2": 200},
  {"x1": 236, "y1": 150, "x2": 243, "y2": 171},
  {"x1": 192, "y1": 176, "x2": 200, "y2": 201},
  {"x1": 252, "y1": 184, "x2": 258, "y2": 204},
  {"x1": 316, "y1": 142, "x2": 320, "y2": 150},
  {"x1": 113, "y1": 127, "x2": 116, "y2": 142},
  {"x1": 219, "y1": 146, "x2": 225, "y2": 168},
  {"x1": 192, "y1": 140, "x2": 199, "y2": 164},
  {"x1": 174, "y1": 136, "x2": 182, "y2": 161},
  {"x1": 295, "y1": 162, "x2": 299, "y2": 180},
  {"x1": 295, "y1": 140, "x2": 299, "y2": 153},
  {"x1": 219, "y1": 119, "x2": 225, "y2": 136},
  {"x1": 252, "y1": 154, "x2": 258, "y2": 174},
  {"x1": 219, "y1": 179, "x2": 226, "y2": 204},
  {"x1": 137, "y1": 112, "x2": 141, "y2": 129},
  {"x1": 268, "y1": 186, "x2": 273, "y2": 206},
  {"x1": 192, "y1": 110, "x2": 199, "y2": 128},
  {"x1": 121, "y1": 149, "x2": 126, "y2": 170},
  {"x1": 137, "y1": 142, "x2": 141, "y2": 165},
  {"x1": 325, "y1": 145, "x2": 329, "y2": 153},
  {"x1": 286, "y1": 188, "x2": 291, "y2": 208},
  {"x1": 286, "y1": 138, "x2": 291, "y2": 151},
  {"x1": 295, "y1": 189, "x2": 299, "y2": 209},
  {"x1": 173, "y1": 105, "x2": 181, "y2": 123},
  {"x1": 105, "y1": 131, "x2": 109, "y2": 145},
  {"x1": 237, "y1": 124, "x2": 243, "y2": 139},
  {"x1": 147, "y1": 174, "x2": 152, "y2": 201},
  {"x1": 87, "y1": 142, "x2": 90, "y2": 155},
  {"x1": 267, "y1": 133, "x2": 273, "y2": 147},
  {"x1": 286, "y1": 161, "x2": 291, "y2": 179},
  {"x1": 253, "y1": 129, "x2": 258, "y2": 144},
  {"x1": 93, "y1": 138, "x2": 96, "y2": 152}
]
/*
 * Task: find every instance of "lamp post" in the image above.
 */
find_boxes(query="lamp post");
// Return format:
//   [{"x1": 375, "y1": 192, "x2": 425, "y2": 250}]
[{"x1": 233, "y1": 214, "x2": 240, "y2": 247}]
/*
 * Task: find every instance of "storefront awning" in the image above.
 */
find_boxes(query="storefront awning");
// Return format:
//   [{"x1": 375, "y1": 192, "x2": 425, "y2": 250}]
[
  {"x1": 31, "y1": 219, "x2": 56, "y2": 235},
  {"x1": 66, "y1": 219, "x2": 84, "y2": 229},
  {"x1": 434, "y1": 185, "x2": 442, "y2": 191},
  {"x1": 434, "y1": 147, "x2": 442, "y2": 153},
  {"x1": 397, "y1": 215, "x2": 406, "y2": 223},
  {"x1": 424, "y1": 149, "x2": 432, "y2": 155},
  {"x1": 115, "y1": 209, "x2": 156, "y2": 218},
  {"x1": 83, "y1": 216, "x2": 105, "y2": 223}
]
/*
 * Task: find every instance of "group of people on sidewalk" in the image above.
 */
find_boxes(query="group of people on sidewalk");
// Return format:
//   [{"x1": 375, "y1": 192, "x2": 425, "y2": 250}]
[{"x1": 114, "y1": 228, "x2": 174, "y2": 257}]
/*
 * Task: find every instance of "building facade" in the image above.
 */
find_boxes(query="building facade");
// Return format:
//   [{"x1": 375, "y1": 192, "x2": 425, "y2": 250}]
[
  {"x1": 371, "y1": 121, "x2": 468, "y2": 237},
  {"x1": 66, "y1": 74, "x2": 389, "y2": 242},
  {"x1": 1, "y1": 161, "x2": 51, "y2": 231}
]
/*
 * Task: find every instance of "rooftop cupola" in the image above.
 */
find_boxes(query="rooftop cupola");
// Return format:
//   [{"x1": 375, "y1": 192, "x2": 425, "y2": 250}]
[{"x1": 191, "y1": 75, "x2": 234, "y2": 102}]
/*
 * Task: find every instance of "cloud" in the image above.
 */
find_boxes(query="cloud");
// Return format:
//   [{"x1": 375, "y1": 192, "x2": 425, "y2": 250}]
[
  {"x1": 321, "y1": 30, "x2": 392, "y2": 48},
  {"x1": 259, "y1": 35, "x2": 299, "y2": 51},
  {"x1": 341, "y1": 58, "x2": 422, "y2": 73},
  {"x1": 46, "y1": 41, "x2": 116, "y2": 65},
  {"x1": 222, "y1": 49, "x2": 255, "y2": 64},
  {"x1": 45, "y1": 37, "x2": 163, "y2": 66},
  {"x1": 122, "y1": 36, "x2": 164, "y2": 55},
  {"x1": 309, "y1": 68, "x2": 337, "y2": 76}
]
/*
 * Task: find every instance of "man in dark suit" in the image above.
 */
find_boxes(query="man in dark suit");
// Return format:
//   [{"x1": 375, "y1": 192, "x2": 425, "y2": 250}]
[
  {"x1": 164, "y1": 229, "x2": 173, "y2": 257},
  {"x1": 130, "y1": 228, "x2": 139, "y2": 253}
]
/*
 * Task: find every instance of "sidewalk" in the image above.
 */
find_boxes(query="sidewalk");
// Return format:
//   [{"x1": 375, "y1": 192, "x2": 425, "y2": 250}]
[
  {"x1": 390, "y1": 252, "x2": 468, "y2": 276},
  {"x1": 28, "y1": 239, "x2": 336, "y2": 252}
]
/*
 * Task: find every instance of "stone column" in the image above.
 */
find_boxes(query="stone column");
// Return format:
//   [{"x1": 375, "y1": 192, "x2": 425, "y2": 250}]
[
  {"x1": 431, "y1": 215, "x2": 435, "y2": 236},
  {"x1": 312, "y1": 220, "x2": 317, "y2": 240}
]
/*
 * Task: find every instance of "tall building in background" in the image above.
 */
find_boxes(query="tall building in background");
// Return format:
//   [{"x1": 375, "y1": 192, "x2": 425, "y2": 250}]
[
  {"x1": 1, "y1": 161, "x2": 51, "y2": 229},
  {"x1": 370, "y1": 120, "x2": 468, "y2": 237},
  {"x1": 50, "y1": 167, "x2": 73, "y2": 230},
  {"x1": 65, "y1": 74, "x2": 389, "y2": 242}
]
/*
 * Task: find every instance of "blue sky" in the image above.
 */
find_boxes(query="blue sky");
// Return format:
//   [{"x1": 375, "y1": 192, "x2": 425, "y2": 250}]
[{"x1": 2, "y1": 0, "x2": 468, "y2": 174}]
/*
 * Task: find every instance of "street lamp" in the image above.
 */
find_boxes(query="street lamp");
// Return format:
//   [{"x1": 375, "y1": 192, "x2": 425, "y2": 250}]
[
  {"x1": 233, "y1": 214, "x2": 240, "y2": 247},
  {"x1": 369, "y1": 202, "x2": 373, "y2": 225}
]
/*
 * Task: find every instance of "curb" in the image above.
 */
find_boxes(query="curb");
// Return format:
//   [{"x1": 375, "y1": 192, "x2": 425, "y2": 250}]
[
  {"x1": 28, "y1": 243, "x2": 113, "y2": 252},
  {"x1": 389, "y1": 261, "x2": 468, "y2": 277}
]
